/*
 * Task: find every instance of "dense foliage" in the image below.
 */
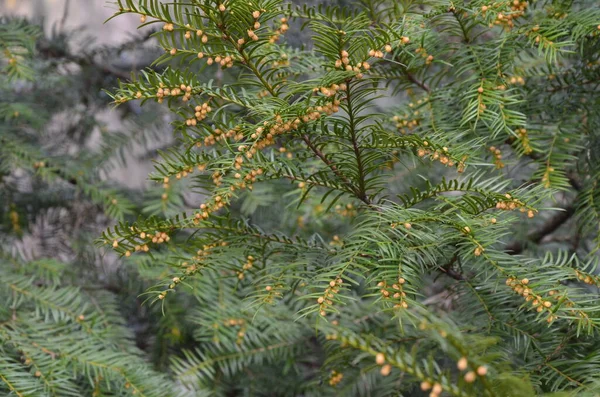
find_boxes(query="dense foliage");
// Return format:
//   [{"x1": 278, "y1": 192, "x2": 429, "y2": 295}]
[
  {"x1": 0, "y1": 17, "x2": 177, "y2": 396},
  {"x1": 2, "y1": 0, "x2": 600, "y2": 395}
]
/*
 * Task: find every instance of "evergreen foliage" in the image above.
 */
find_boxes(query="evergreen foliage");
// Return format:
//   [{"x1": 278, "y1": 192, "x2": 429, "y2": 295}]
[
  {"x1": 2, "y1": 0, "x2": 600, "y2": 395},
  {"x1": 0, "y1": 17, "x2": 178, "y2": 396}
]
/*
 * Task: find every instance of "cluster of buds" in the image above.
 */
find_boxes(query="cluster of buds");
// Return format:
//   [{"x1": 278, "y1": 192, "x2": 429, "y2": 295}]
[
  {"x1": 420, "y1": 381, "x2": 443, "y2": 396},
  {"x1": 473, "y1": 243, "x2": 485, "y2": 256},
  {"x1": 177, "y1": 260, "x2": 198, "y2": 277},
  {"x1": 195, "y1": 195, "x2": 229, "y2": 221},
  {"x1": 336, "y1": 50, "x2": 354, "y2": 67},
  {"x1": 575, "y1": 270, "x2": 599, "y2": 286},
  {"x1": 175, "y1": 167, "x2": 195, "y2": 181},
  {"x1": 272, "y1": 53, "x2": 290, "y2": 68},
  {"x1": 453, "y1": 356, "x2": 488, "y2": 383},
  {"x1": 393, "y1": 114, "x2": 421, "y2": 133},
  {"x1": 377, "y1": 278, "x2": 408, "y2": 309},
  {"x1": 148, "y1": 231, "x2": 170, "y2": 244},
  {"x1": 221, "y1": 317, "x2": 247, "y2": 344},
  {"x1": 515, "y1": 128, "x2": 533, "y2": 154},
  {"x1": 235, "y1": 328, "x2": 246, "y2": 345},
  {"x1": 231, "y1": 167, "x2": 263, "y2": 191},
  {"x1": 506, "y1": 277, "x2": 556, "y2": 322},
  {"x1": 368, "y1": 48, "x2": 385, "y2": 58},
  {"x1": 167, "y1": 275, "x2": 182, "y2": 290},
  {"x1": 328, "y1": 370, "x2": 344, "y2": 386},
  {"x1": 390, "y1": 222, "x2": 413, "y2": 230},
  {"x1": 334, "y1": 203, "x2": 357, "y2": 217},
  {"x1": 269, "y1": 17, "x2": 288, "y2": 43},
  {"x1": 183, "y1": 27, "x2": 193, "y2": 40},
  {"x1": 205, "y1": 54, "x2": 235, "y2": 68},
  {"x1": 185, "y1": 102, "x2": 211, "y2": 126},
  {"x1": 541, "y1": 166, "x2": 555, "y2": 188},
  {"x1": 508, "y1": 75, "x2": 526, "y2": 85},
  {"x1": 329, "y1": 235, "x2": 343, "y2": 247},
  {"x1": 122, "y1": 230, "x2": 171, "y2": 256},
  {"x1": 237, "y1": 255, "x2": 255, "y2": 280},
  {"x1": 333, "y1": 51, "x2": 370, "y2": 76},
  {"x1": 237, "y1": 118, "x2": 299, "y2": 162},
  {"x1": 481, "y1": 1, "x2": 528, "y2": 30},
  {"x1": 257, "y1": 89, "x2": 270, "y2": 99},
  {"x1": 224, "y1": 318, "x2": 245, "y2": 327},
  {"x1": 246, "y1": 29, "x2": 259, "y2": 42},
  {"x1": 416, "y1": 145, "x2": 461, "y2": 169},
  {"x1": 374, "y1": 353, "x2": 392, "y2": 376},
  {"x1": 233, "y1": 103, "x2": 338, "y2": 167},
  {"x1": 193, "y1": 29, "x2": 209, "y2": 44},
  {"x1": 199, "y1": 126, "x2": 244, "y2": 148},
  {"x1": 33, "y1": 161, "x2": 46, "y2": 168},
  {"x1": 314, "y1": 83, "x2": 347, "y2": 98},
  {"x1": 263, "y1": 284, "x2": 282, "y2": 304},
  {"x1": 155, "y1": 83, "x2": 193, "y2": 103},
  {"x1": 528, "y1": 25, "x2": 554, "y2": 47},
  {"x1": 317, "y1": 278, "x2": 343, "y2": 316},
  {"x1": 398, "y1": 36, "x2": 410, "y2": 45},
  {"x1": 415, "y1": 47, "x2": 434, "y2": 65},
  {"x1": 193, "y1": 241, "x2": 227, "y2": 263},
  {"x1": 162, "y1": 22, "x2": 175, "y2": 32},
  {"x1": 489, "y1": 146, "x2": 505, "y2": 169},
  {"x1": 300, "y1": 101, "x2": 342, "y2": 126},
  {"x1": 478, "y1": 99, "x2": 487, "y2": 114},
  {"x1": 495, "y1": 194, "x2": 535, "y2": 217}
]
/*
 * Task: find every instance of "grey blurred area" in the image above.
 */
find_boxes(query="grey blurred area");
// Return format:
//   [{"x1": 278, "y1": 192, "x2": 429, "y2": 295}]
[
  {"x1": 1, "y1": 0, "x2": 140, "y2": 46},
  {"x1": 2, "y1": 0, "x2": 170, "y2": 189},
  {"x1": 1, "y1": 0, "x2": 172, "y2": 264}
]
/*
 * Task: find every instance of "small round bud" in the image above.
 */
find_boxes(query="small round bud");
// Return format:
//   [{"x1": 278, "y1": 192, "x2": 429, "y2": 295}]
[
  {"x1": 464, "y1": 371, "x2": 476, "y2": 383},
  {"x1": 375, "y1": 353, "x2": 385, "y2": 365},
  {"x1": 380, "y1": 364, "x2": 392, "y2": 376},
  {"x1": 457, "y1": 357, "x2": 468, "y2": 371},
  {"x1": 476, "y1": 366, "x2": 488, "y2": 376}
]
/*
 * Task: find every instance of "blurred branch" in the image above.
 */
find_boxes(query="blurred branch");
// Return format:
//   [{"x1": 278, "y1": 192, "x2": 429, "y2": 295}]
[
  {"x1": 37, "y1": 29, "x2": 157, "y2": 80},
  {"x1": 505, "y1": 204, "x2": 575, "y2": 255},
  {"x1": 59, "y1": 0, "x2": 70, "y2": 32}
]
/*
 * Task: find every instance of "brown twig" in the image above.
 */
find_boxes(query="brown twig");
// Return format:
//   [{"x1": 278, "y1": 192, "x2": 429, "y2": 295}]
[
  {"x1": 439, "y1": 253, "x2": 466, "y2": 281},
  {"x1": 301, "y1": 134, "x2": 371, "y2": 206},
  {"x1": 404, "y1": 71, "x2": 430, "y2": 93}
]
